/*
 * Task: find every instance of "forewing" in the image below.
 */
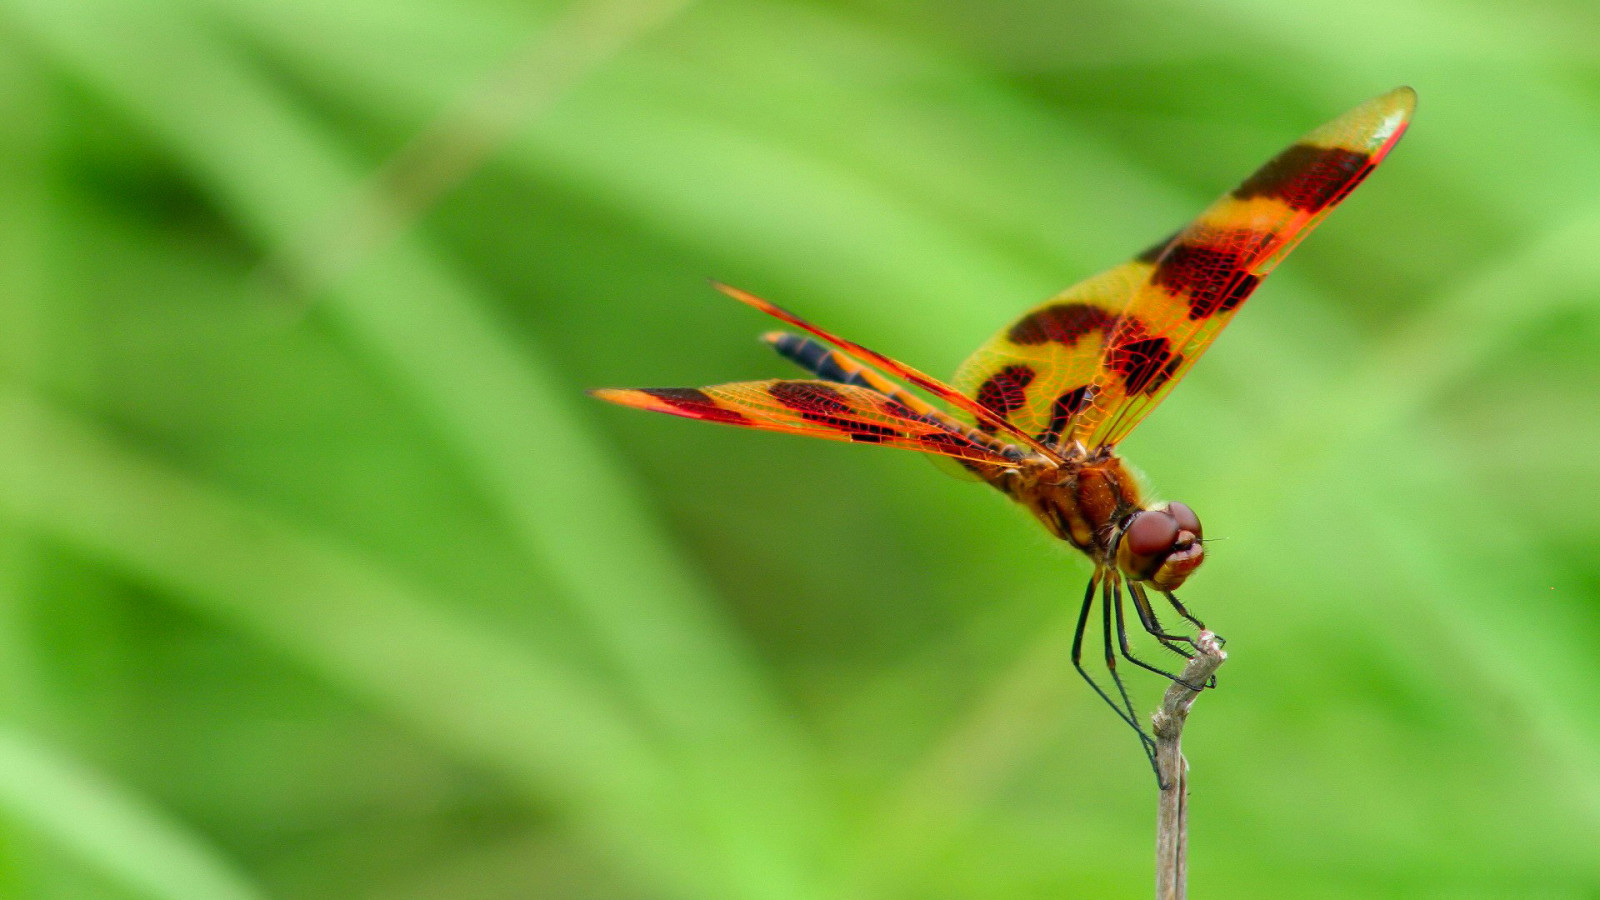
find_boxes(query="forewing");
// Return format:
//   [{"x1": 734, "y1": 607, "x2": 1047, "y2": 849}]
[
  {"x1": 953, "y1": 87, "x2": 1414, "y2": 450},
  {"x1": 953, "y1": 257, "x2": 1157, "y2": 448},
  {"x1": 591, "y1": 380, "x2": 1019, "y2": 468},
  {"x1": 1077, "y1": 87, "x2": 1415, "y2": 447}
]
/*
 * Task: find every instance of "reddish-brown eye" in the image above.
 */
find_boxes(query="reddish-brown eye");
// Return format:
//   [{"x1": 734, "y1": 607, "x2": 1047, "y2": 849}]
[
  {"x1": 1167, "y1": 501, "x2": 1202, "y2": 539},
  {"x1": 1126, "y1": 511, "x2": 1179, "y2": 557}
]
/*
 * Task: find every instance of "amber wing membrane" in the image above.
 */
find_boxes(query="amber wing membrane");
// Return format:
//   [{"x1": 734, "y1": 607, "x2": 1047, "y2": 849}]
[
  {"x1": 712, "y1": 282, "x2": 1066, "y2": 463},
  {"x1": 952, "y1": 256, "x2": 1157, "y2": 447},
  {"x1": 590, "y1": 380, "x2": 1021, "y2": 468},
  {"x1": 761, "y1": 331, "x2": 977, "y2": 438},
  {"x1": 955, "y1": 87, "x2": 1415, "y2": 450}
]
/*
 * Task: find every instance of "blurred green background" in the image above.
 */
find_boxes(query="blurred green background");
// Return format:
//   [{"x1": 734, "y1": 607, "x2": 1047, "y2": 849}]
[{"x1": 0, "y1": 0, "x2": 1596, "y2": 897}]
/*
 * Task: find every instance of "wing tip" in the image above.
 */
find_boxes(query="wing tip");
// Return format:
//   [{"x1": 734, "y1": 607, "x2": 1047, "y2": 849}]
[
  {"x1": 587, "y1": 387, "x2": 634, "y2": 406},
  {"x1": 1360, "y1": 85, "x2": 1417, "y2": 118},
  {"x1": 1376, "y1": 85, "x2": 1418, "y2": 131},
  {"x1": 709, "y1": 278, "x2": 756, "y2": 304},
  {"x1": 1302, "y1": 85, "x2": 1416, "y2": 157},
  {"x1": 589, "y1": 387, "x2": 673, "y2": 412},
  {"x1": 710, "y1": 279, "x2": 796, "y2": 320},
  {"x1": 1370, "y1": 85, "x2": 1417, "y2": 158},
  {"x1": 590, "y1": 386, "x2": 730, "y2": 423}
]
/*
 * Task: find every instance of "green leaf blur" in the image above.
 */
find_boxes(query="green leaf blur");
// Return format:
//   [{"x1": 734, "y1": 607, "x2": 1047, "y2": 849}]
[{"x1": 0, "y1": 0, "x2": 1595, "y2": 897}]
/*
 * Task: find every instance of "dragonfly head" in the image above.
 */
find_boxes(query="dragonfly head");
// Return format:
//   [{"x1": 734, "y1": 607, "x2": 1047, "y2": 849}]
[{"x1": 1116, "y1": 501, "x2": 1204, "y2": 591}]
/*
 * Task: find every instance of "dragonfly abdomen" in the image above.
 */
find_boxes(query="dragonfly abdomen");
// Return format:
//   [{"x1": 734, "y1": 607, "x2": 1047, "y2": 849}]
[{"x1": 765, "y1": 332, "x2": 872, "y2": 388}]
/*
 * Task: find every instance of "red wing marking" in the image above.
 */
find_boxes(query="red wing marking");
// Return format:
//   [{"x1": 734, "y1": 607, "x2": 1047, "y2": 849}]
[
  {"x1": 590, "y1": 380, "x2": 1022, "y2": 469},
  {"x1": 712, "y1": 281, "x2": 1065, "y2": 464},
  {"x1": 762, "y1": 331, "x2": 1025, "y2": 461},
  {"x1": 953, "y1": 87, "x2": 1415, "y2": 450},
  {"x1": 1085, "y1": 87, "x2": 1414, "y2": 447}
]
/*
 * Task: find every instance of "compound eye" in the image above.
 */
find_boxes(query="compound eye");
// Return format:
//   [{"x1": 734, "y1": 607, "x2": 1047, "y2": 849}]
[
  {"x1": 1125, "y1": 510, "x2": 1179, "y2": 557},
  {"x1": 1167, "y1": 501, "x2": 1202, "y2": 539}
]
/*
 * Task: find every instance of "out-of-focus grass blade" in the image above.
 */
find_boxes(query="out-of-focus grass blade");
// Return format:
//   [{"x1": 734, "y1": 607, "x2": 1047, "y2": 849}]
[
  {"x1": 208, "y1": 0, "x2": 1190, "y2": 352},
  {"x1": 0, "y1": 386, "x2": 715, "y2": 887},
  {"x1": 1351, "y1": 441, "x2": 1600, "y2": 818},
  {"x1": 1213, "y1": 199, "x2": 1600, "y2": 491},
  {"x1": 1157, "y1": 0, "x2": 1588, "y2": 66},
  {"x1": 0, "y1": 727, "x2": 264, "y2": 900},
  {"x1": 9, "y1": 0, "x2": 1598, "y2": 895},
  {"x1": 1146, "y1": 0, "x2": 1600, "y2": 229},
  {"x1": 0, "y1": 4, "x2": 52, "y2": 730},
  {"x1": 1201, "y1": 207, "x2": 1600, "y2": 784},
  {"x1": 2, "y1": 2, "x2": 831, "y2": 896}
]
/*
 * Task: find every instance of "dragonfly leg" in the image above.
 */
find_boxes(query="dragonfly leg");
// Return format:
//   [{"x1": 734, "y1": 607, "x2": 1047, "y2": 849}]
[
  {"x1": 1160, "y1": 588, "x2": 1210, "y2": 635},
  {"x1": 1101, "y1": 577, "x2": 1160, "y2": 780},
  {"x1": 1146, "y1": 585, "x2": 1219, "y2": 689},
  {"x1": 1114, "y1": 577, "x2": 1207, "y2": 692},
  {"x1": 1127, "y1": 582, "x2": 1197, "y2": 654},
  {"x1": 1071, "y1": 572, "x2": 1159, "y2": 780}
]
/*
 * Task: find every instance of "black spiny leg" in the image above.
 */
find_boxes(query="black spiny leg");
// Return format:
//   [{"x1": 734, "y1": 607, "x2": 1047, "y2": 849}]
[
  {"x1": 1112, "y1": 575, "x2": 1204, "y2": 690},
  {"x1": 1071, "y1": 572, "x2": 1153, "y2": 745},
  {"x1": 1140, "y1": 584, "x2": 1219, "y2": 689},
  {"x1": 1127, "y1": 582, "x2": 1198, "y2": 657},
  {"x1": 1101, "y1": 576, "x2": 1159, "y2": 777},
  {"x1": 1161, "y1": 589, "x2": 1210, "y2": 635}
]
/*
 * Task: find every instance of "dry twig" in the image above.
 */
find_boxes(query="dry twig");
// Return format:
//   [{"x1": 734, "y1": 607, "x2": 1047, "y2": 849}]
[{"x1": 1152, "y1": 630, "x2": 1227, "y2": 900}]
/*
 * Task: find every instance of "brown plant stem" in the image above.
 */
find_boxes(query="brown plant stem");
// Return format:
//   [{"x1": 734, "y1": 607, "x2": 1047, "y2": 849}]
[{"x1": 1152, "y1": 630, "x2": 1226, "y2": 900}]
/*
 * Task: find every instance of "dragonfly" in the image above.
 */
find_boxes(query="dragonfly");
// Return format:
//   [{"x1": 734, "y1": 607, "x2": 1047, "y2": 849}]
[{"x1": 593, "y1": 87, "x2": 1415, "y2": 774}]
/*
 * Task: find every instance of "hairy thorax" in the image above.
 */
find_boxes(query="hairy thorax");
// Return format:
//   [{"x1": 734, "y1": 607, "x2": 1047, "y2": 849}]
[
  {"x1": 989, "y1": 449, "x2": 1203, "y2": 591},
  {"x1": 991, "y1": 450, "x2": 1142, "y2": 554}
]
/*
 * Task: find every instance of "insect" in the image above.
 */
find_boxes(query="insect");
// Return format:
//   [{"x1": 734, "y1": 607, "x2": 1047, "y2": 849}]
[{"x1": 593, "y1": 88, "x2": 1414, "y2": 773}]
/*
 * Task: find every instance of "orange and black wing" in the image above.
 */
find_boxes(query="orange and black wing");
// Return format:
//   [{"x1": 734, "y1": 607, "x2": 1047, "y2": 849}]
[
  {"x1": 713, "y1": 282, "x2": 1066, "y2": 463},
  {"x1": 591, "y1": 380, "x2": 1023, "y2": 469},
  {"x1": 954, "y1": 87, "x2": 1415, "y2": 450}
]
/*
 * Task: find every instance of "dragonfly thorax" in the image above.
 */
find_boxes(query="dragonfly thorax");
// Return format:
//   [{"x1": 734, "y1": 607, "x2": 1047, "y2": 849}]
[{"x1": 1004, "y1": 454, "x2": 1205, "y2": 590}]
